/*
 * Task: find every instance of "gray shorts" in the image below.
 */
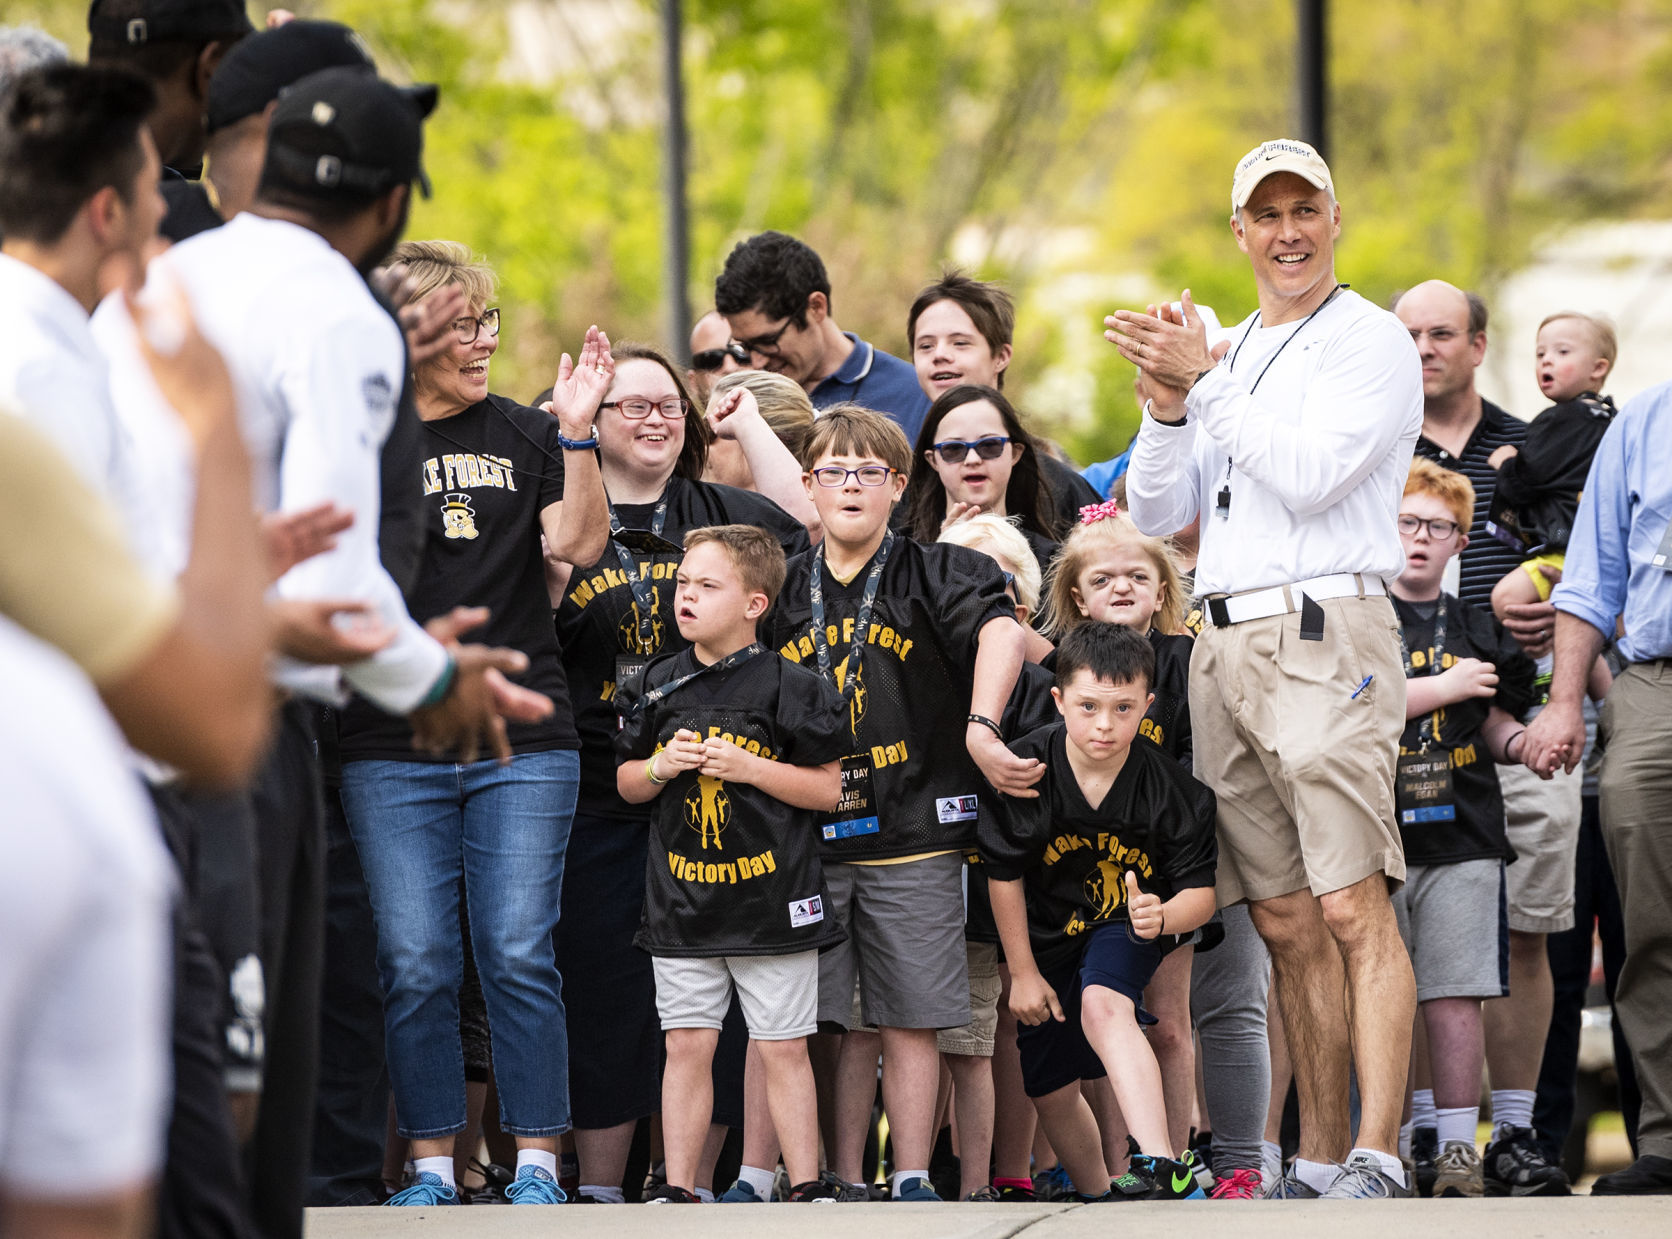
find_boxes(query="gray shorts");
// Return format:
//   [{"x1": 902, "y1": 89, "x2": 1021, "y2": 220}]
[
  {"x1": 1392, "y1": 858, "x2": 1509, "y2": 1003},
  {"x1": 818, "y1": 852, "x2": 970, "y2": 1030},
  {"x1": 1499, "y1": 760, "x2": 1582, "y2": 933},
  {"x1": 936, "y1": 941, "x2": 1002, "y2": 1057},
  {"x1": 653, "y1": 951, "x2": 819, "y2": 1040}
]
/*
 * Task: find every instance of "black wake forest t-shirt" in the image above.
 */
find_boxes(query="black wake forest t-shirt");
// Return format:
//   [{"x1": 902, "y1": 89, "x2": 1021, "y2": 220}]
[
  {"x1": 1394, "y1": 593, "x2": 1537, "y2": 866},
  {"x1": 557, "y1": 475, "x2": 811, "y2": 818},
  {"x1": 615, "y1": 648, "x2": 850, "y2": 957},
  {"x1": 980, "y1": 723, "x2": 1218, "y2": 969},
  {"x1": 338, "y1": 394, "x2": 577, "y2": 760}
]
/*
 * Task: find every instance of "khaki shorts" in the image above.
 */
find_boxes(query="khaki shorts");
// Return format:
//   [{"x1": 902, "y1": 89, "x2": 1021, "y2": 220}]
[
  {"x1": 1498, "y1": 760, "x2": 1581, "y2": 933},
  {"x1": 1191, "y1": 594, "x2": 1407, "y2": 905},
  {"x1": 936, "y1": 941, "x2": 1002, "y2": 1057},
  {"x1": 653, "y1": 951, "x2": 820, "y2": 1040}
]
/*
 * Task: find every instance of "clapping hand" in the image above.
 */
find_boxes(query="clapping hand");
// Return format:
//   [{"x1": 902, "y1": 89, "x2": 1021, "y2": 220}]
[{"x1": 547, "y1": 326, "x2": 615, "y2": 440}]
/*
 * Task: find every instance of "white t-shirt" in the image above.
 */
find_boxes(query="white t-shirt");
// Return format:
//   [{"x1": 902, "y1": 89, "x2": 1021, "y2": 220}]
[
  {"x1": 1126, "y1": 288, "x2": 1423, "y2": 596},
  {"x1": 108, "y1": 213, "x2": 448, "y2": 714},
  {"x1": 0, "y1": 616, "x2": 173, "y2": 1198}
]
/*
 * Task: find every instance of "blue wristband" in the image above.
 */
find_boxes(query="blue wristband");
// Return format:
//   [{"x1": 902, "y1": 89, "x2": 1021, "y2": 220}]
[
  {"x1": 418, "y1": 656, "x2": 457, "y2": 710},
  {"x1": 558, "y1": 432, "x2": 599, "y2": 450}
]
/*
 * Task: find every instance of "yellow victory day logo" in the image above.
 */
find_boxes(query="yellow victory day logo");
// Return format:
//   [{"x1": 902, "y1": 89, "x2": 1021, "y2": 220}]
[
  {"x1": 684, "y1": 774, "x2": 731, "y2": 850},
  {"x1": 834, "y1": 654, "x2": 866, "y2": 733},
  {"x1": 618, "y1": 585, "x2": 665, "y2": 655},
  {"x1": 441, "y1": 493, "x2": 479, "y2": 540}
]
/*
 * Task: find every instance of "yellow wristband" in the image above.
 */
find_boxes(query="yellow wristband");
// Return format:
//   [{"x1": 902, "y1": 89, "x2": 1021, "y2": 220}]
[{"x1": 645, "y1": 755, "x2": 666, "y2": 785}]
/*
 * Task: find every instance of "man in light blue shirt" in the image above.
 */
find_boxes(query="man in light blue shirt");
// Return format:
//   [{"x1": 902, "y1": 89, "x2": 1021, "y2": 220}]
[{"x1": 1525, "y1": 380, "x2": 1672, "y2": 1195}]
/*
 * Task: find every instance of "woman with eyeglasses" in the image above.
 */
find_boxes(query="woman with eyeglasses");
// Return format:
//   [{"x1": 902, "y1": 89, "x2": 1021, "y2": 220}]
[
  {"x1": 903, "y1": 384, "x2": 1062, "y2": 571},
  {"x1": 335, "y1": 240, "x2": 614, "y2": 1207},
  {"x1": 548, "y1": 343, "x2": 815, "y2": 1202}
]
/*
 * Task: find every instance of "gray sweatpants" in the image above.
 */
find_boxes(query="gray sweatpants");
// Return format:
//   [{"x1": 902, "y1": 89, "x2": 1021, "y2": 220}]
[{"x1": 1190, "y1": 902, "x2": 1271, "y2": 1174}]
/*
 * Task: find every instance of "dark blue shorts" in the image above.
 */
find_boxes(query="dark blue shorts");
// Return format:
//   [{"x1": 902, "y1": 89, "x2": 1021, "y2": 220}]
[{"x1": 1016, "y1": 924, "x2": 1162, "y2": 1099}]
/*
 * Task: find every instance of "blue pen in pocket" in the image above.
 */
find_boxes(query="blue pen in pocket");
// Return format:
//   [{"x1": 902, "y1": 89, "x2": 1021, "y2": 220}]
[{"x1": 1350, "y1": 675, "x2": 1373, "y2": 700}]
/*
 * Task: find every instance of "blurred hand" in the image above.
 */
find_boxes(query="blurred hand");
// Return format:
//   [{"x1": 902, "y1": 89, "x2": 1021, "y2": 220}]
[
  {"x1": 272, "y1": 599, "x2": 394, "y2": 664},
  {"x1": 372, "y1": 263, "x2": 468, "y2": 368},
  {"x1": 940, "y1": 501, "x2": 983, "y2": 531},
  {"x1": 107, "y1": 258, "x2": 237, "y2": 449},
  {"x1": 411, "y1": 607, "x2": 554, "y2": 764},
  {"x1": 261, "y1": 502, "x2": 353, "y2": 582}
]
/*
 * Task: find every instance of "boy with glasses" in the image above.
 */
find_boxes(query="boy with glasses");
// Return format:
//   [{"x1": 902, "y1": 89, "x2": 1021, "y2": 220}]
[
  {"x1": 1389, "y1": 458, "x2": 1537, "y2": 1196},
  {"x1": 765, "y1": 405, "x2": 1036, "y2": 1200}
]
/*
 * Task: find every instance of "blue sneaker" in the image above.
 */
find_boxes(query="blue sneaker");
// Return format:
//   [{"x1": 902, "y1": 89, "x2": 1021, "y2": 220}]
[
  {"x1": 718, "y1": 1178, "x2": 767, "y2": 1203},
  {"x1": 1033, "y1": 1163, "x2": 1076, "y2": 1201},
  {"x1": 892, "y1": 1176, "x2": 941, "y2": 1201},
  {"x1": 385, "y1": 1172, "x2": 460, "y2": 1206},
  {"x1": 505, "y1": 1165, "x2": 567, "y2": 1205}
]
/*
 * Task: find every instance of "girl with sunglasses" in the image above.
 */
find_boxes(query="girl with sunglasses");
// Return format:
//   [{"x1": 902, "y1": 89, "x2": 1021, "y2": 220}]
[{"x1": 903, "y1": 385, "x2": 1061, "y2": 570}]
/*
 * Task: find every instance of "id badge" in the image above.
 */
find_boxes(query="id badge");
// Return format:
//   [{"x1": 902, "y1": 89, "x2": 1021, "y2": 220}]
[
  {"x1": 1397, "y1": 751, "x2": 1457, "y2": 825},
  {"x1": 818, "y1": 754, "x2": 880, "y2": 841},
  {"x1": 1485, "y1": 501, "x2": 1529, "y2": 554},
  {"x1": 612, "y1": 528, "x2": 684, "y2": 556},
  {"x1": 615, "y1": 655, "x2": 648, "y2": 698},
  {"x1": 1653, "y1": 520, "x2": 1672, "y2": 572}
]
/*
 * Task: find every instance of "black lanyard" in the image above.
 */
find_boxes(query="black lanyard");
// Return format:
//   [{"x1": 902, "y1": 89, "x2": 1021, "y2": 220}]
[
  {"x1": 1216, "y1": 283, "x2": 1348, "y2": 517},
  {"x1": 810, "y1": 533, "x2": 893, "y2": 703},
  {"x1": 608, "y1": 493, "x2": 670, "y2": 650},
  {"x1": 1398, "y1": 595, "x2": 1448, "y2": 749},
  {"x1": 628, "y1": 643, "x2": 764, "y2": 717}
]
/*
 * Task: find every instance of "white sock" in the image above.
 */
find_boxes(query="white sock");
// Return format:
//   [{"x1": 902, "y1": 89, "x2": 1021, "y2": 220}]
[
  {"x1": 891, "y1": 1169, "x2": 930, "y2": 1196},
  {"x1": 516, "y1": 1149, "x2": 557, "y2": 1179},
  {"x1": 1437, "y1": 1106, "x2": 1479, "y2": 1148},
  {"x1": 413, "y1": 1156, "x2": 456, "y2": 1188},
  {"x1": 694, "y1": 1187, "x2": 715, "y2": 1203},
  {"x1": 579, "y1": 1183, "x2": 624, "y2": 1203},
  {"x1": 737, "y1": 1164, "x2": 777, "y2": 1198},
  {"x1": 1398, "y1": 1121, "x2": 1414, "y2": 1160},
  {"x1": 1411, "y1": 1087, "x2": 1437, "y2": 1130},
  {"x1": 1491, "y1": 1089, "x2": 1535, "y2": 1136},
  {"x1": 1293, "y1": 1158, "x2": 1337, "y2": 1193},
  {"x1": 1349, "y1": 1146, "x2": 1409, "y2": 1187},
  {"x1": 1261, "y1": 1139, "x2": 1283, "y2": 1180}
]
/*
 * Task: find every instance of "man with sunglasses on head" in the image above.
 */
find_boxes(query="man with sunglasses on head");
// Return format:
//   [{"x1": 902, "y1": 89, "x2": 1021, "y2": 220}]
[
  {"x1": 686, "y1": 308, "x2": 749, "y2": 405},
  {"x1": 715, "y1": 230, "x2": 930, "y2": 444}
]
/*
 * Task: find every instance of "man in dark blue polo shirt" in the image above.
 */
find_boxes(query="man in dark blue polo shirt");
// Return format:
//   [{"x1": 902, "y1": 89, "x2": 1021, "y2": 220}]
[{"x1": 716, "y1": 230, "x2": 930, "y2": 443}]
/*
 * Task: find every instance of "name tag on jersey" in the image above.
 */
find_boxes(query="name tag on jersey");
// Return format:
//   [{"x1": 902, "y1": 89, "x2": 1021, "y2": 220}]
[
  {"x1": 818, "y1": 754, "x2": 879, "y2": 841},
  {"x1": 1654, "y1": 520, "x2": 1672, "y2": 571},
  {"x1": 615, "y1": 655, "x2": 648, "y2": 698},
  {"x1": 1397, "y1": 751, "x2": 1456, "y2": 825},
  {"x1": 936, "y1": 794, "x2": 979, "y2": 824},
  {"x1": 788, "y1": 896, "x2": 825, "y2": 928}
]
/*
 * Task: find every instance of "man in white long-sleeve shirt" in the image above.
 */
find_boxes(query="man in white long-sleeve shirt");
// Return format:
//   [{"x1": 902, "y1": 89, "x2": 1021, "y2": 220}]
[{"x1": 1107, "y1": 140, "x2": 1422, "y2": 1199}]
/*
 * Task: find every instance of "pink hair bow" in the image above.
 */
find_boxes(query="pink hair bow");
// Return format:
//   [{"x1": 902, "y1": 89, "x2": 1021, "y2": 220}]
[{"x1": 1079, "y1": 500, "x2": 1122, "y2": 525}]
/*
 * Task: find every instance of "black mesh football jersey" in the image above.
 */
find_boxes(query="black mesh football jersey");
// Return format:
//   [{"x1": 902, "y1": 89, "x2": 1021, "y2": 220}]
[
  {"x1": 616, "y1": 648, "x2": 850, "y2": 957},
  {"x1": 765, "y1": 538, "x2": 1017, "y2": 862},
  {"x1": 558, "y1": 475, "x2": 810, "y2": 818},
  {"x1": 980, "y1": 722, "x2": 1218, "y2": 968}
]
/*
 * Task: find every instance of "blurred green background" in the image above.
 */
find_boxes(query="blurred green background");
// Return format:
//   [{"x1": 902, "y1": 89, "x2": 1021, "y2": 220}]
[{"x1": 16, "y1": 0, "x2": 1672, "y2": 462}]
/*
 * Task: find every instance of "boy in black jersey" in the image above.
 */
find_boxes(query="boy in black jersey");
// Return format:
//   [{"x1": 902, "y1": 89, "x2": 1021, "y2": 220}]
[
  {"x1": 982, "y1": 623, "x2": 1218, "y2": 1202},
  {"x1": 1391, "y1": 460, "x2": 1537, "y2": 1197},
  {"x1": 615, "y1": 526, "x2": 849, "y2": 1204},
  {"x1": 765, "y1": 405, "x2": 1036, "y2": 1201}
]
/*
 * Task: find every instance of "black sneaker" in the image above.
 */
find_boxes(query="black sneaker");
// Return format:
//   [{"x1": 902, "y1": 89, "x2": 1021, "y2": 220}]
[
  {"x1": 1482, "y1": 1125, "x2": 1571, "y2": 1197},
  {"x1": 1033, "y1": 1163, "x2": 1076, "y2": 1201},
  {"x1": 642, "y1": 1183, "x2": 701, "y2": 1204},
  {"x1": 963, "y1": 1185, "x2": 1001, "y2": 1201},
  {"x1": 787, "y1": 1179, "x2": 843, "y2": 1202},
  {"x1": 1591, "y1": 1155, "x2": 1672, "y2": 1196},
  {"x1": 994, "y1": 1181, "x2": 1036, "y2": 1202},
  {"x1": 1411, "y1": 1126, "x2": 1438, "y2": 1198},
  {"x1": 819, "y1": 1172, "x2": 871, "y2": 1202}
]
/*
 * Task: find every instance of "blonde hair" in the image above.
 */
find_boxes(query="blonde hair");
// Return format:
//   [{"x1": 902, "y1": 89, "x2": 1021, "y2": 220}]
[
  {"x1": 938, "y1": 514, "x2": 1041, "y2": 616},
  {"x1": 1537, "y1": 311, "x2": 1618, "y2": 377},
  {"x1": 1043, "y1": 513, "x2": 1185, "y2": 638},
  {"x1": 1404, "y1": 456, "x2": 1475, "y2": 532},
  {"x1": 387, "y1": 239, "x2": 498, "y2": 312},
  {"x1": 710, "y1": 369, "x2": 816, "y2": 458},
  {"x1": 797, "y1": 403, "x2": 912, "y2": 476}
]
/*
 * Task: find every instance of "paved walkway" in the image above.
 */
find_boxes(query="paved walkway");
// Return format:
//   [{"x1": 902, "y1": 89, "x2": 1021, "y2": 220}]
[{"x1": 308, "y1": 1198, "x2": 1671, "y2": 1237}]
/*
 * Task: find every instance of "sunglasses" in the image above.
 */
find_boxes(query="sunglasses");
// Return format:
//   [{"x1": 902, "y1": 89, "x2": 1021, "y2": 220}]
[
  {"x1": 931, "y1": 435, "x2": 1012, "y2": 465},
  {"x1": 691, "y1": 342, "x2": 751, "y2": 371}
]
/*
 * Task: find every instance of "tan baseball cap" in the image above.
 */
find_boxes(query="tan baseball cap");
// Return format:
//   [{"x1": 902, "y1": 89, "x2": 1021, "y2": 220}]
[{"x1": 1230, "y1": 139, "x2": 1334, "y2": 213}]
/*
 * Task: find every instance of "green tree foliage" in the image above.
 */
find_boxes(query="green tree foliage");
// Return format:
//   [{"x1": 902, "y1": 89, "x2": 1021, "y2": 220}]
[{"x1": 15, "y1": 0, "x2": 1672, "y2": 459}]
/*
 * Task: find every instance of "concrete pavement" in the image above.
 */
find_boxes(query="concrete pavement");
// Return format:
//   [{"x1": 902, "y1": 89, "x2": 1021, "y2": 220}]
[{"x1": 307, "y1": 1198, "x2": 1672, "y2": 1237}]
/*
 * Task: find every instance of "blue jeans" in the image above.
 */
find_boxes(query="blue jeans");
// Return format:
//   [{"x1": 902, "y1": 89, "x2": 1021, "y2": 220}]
[{"x1": 341, "y1": 750, "x2": 578, "y2": 1139}]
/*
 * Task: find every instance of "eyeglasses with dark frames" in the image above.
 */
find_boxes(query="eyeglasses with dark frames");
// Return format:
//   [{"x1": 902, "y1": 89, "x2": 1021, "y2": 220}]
[
  {"x1": 690, "y1": 342, "x2": 751, "y2": 371},
  {"x1": 601, "y1": 396, "x2": 690, "y2": 420},
  {"x1": 811, "y1": 465, "x2": 895, "y2": 488},
  {"x1": 734, "y1": 318, "x2": 796, "y2": 357},
  {"x1": 931, "y1": 435, "x2": 1012, "y2": 465},
  {"x1": 1397, "y1": 513, "x2": 1462, "y2": 541},
  {"x1": 450, "y1": 307, "x2": 500, "y2": 345}
]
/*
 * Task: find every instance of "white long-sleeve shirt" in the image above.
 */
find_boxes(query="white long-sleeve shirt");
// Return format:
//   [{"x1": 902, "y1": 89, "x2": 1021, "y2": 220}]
[
  {"x1": 110, "y1": 214, "x2": 447, "y2": 714},
  {"x1": 1126, "y1": 289, "x2": 1422, "y2": 596}
]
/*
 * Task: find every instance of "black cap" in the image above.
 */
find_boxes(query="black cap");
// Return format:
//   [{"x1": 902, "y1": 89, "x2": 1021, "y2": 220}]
[
  {"x1": 88, "y1": 0, "x2": 254, "y2": 46},
  {"x1": 262, "y1": 66, "x2": 437, "y2": 202},
  {"x1": 206, "y1": 20, "x2": 375, "y2": 135}
]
